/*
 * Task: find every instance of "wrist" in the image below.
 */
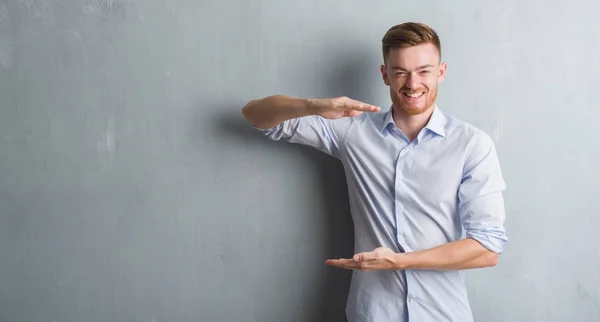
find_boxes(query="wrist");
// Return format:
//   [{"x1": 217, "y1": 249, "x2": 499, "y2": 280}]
[
  {"x1": 304, "y1": 98, "x2": 322, "y2": 116},
  {"x1": 393, "y1": 252, "x2": 412, "y2": 270}
]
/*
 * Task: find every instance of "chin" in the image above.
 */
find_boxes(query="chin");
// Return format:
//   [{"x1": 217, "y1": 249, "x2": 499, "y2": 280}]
[
  {"x1": 391, "y1": 90, "x2": 436, "y2": 116},
  {"x1": 392, "y1": 99, "x2": 431, "y2": 116},
  {"x1": 399, "y1": 105, "x2": 429, "y2": 116},
  {"x1": 393, "y1": 97, "x2": 437, "y2": 116}
]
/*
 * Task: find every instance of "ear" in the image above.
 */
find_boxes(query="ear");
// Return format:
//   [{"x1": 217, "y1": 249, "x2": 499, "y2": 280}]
[
  {"x1": 438, "y1": 62, "x2": 447, "y2": 82},
  {"x1": 380, "y1": 64, "x2": 391, "y2": 86}
]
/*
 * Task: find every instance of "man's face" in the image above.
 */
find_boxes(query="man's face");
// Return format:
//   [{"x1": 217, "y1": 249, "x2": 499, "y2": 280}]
[{"x1": 380, "y1": 43, "x2": 447, "y2": 116}]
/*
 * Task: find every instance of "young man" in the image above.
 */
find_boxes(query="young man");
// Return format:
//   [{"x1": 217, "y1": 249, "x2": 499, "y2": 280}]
[{"x1": 242, "y1": 22, "x2": 507, "y2": 322}]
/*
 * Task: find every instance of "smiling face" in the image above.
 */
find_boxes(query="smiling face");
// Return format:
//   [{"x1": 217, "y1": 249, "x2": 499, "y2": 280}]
[{"x1": 381, "y1": 43, "x2": 447, "y2": 116}]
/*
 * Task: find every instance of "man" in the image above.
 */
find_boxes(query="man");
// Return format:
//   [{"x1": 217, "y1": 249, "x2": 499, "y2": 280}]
[{"x1": 242, "y1": 22, "x2": 507, "y2": 322}]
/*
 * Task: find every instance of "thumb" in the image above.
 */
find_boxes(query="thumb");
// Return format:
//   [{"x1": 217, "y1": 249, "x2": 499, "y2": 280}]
[
  {"x1": 350, "y1": 101, "x2": 381, "y2": 112},
  {"x1": 353, "y1": 251, "x2": 376, "y2": 262},
  {"x1": 344, "y1": 110, "x2": 364, "y2": 117}
]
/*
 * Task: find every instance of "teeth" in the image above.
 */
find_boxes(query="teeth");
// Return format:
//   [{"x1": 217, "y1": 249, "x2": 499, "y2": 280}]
[{"x1": 404, "y1": 92, "x2": 424, "y2": 98}]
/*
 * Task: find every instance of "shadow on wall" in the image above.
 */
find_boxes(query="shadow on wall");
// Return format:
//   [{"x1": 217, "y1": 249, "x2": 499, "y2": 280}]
[{"x1": 210, "y1": 47, "x2": 377, "y2": 322}]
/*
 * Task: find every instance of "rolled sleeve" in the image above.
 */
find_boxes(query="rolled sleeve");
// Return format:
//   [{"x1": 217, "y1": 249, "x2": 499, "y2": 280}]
[
  {"x1": 461, "y1": 193, "x2": 508, "y2": 254},
  {"x1": 254, "y1": 115, "x2": 355, "y2": 159},
  {"x1": 458, "y1": 132, "x2": 508, "y2": 254}
]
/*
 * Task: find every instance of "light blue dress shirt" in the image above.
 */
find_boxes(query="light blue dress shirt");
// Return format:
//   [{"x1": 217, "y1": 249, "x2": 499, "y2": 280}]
[{"x1": 255, "y1": 105, "x2": 508, "y2": 322}]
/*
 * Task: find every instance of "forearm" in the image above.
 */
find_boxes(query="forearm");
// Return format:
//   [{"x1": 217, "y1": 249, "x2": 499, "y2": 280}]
[
  {"x1": 397, "y1": 238, "x2": 499, "y2": 271},
  {"x1": 242, "y1": 95, "x2": 316, "y2": 129}
]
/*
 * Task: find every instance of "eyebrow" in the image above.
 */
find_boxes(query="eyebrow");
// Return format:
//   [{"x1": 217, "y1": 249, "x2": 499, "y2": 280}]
[{"x1": 390, "y1": 64, "x2": 435, "y2": 71}]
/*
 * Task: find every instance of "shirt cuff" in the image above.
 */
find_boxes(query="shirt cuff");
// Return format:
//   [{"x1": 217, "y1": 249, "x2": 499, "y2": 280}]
[{"x1": 466, "y1": 227, "x2": 508, "y2": 254}]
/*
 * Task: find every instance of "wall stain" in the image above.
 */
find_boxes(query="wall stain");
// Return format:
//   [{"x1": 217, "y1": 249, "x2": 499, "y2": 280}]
[
  {"x1": 82, "y1": 0, "x2": 124, "y2": 20},
  {"x1": 0, "y1": 39, "x2": 12, "y2": 70},
  {"x1": 15, "y1": 0, "x2": 60, "y2": 25}
]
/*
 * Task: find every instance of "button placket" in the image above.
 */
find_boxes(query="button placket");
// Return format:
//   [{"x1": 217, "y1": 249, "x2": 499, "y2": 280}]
[{"x1": 394, "y1": 143, "x2": 410, "y2": 251}]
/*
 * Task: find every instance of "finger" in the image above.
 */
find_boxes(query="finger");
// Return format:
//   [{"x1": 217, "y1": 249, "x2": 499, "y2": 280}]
[
  {"x1": 355, "y1": 103, "x2": 380, "y2": 112},
  {"x1": 353, "y1": 251, "x2": 379, "y2": 262},
  {"x1": 325, "y1": 258, "x2": 360, "y2": 269},
  {"x1": 356, "y1": 260, "x2": 382, "y2": 271},
  {"x1": 344, "y1": 101, "x2": 380, "y2": 112},
  {"x1": 325, "y1": 258, "x2": 352, "y2": 266},
  {"x1": 343, "y1": 110, "x2": 364, "y2": 117},
  {"x1": 326, "y1": 258, "x2": 380, "y2": 271}
]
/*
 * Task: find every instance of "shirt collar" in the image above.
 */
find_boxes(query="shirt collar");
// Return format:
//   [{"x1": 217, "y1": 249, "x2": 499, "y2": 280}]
[{"x1": 380, "y1": 105, "x2": 446, "y2": 138}]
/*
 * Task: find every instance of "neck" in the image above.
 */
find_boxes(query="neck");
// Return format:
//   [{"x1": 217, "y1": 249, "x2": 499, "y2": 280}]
[{"x1": 392, "y1": 104, "x2": 435, "y2": 141}]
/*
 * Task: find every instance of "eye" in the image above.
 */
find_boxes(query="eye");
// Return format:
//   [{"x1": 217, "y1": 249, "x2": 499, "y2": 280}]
[{"x1": 419, "y1": 70, "x2": 430, "y2": 74}]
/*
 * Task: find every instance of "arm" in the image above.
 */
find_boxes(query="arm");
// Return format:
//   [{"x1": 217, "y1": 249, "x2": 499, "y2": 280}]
[
  {"x1": 242, "y1": 95, "x2": 315, "y2": 129},
  {"x1": 396, "y1": 238, "x2": 498, "y2": 270},
  {"x1": 327, "y1": 239, "x2": 497, "y2": 271},
  {"x1": 242, "y1": 95, "x2": 380, "y2": 157},
  {"x1": 242, "y1": 95, "x2": 380, "y2": 129},
  {"x1": 327, "y1": 132, "x2": 507, "y2": 271},
  {"x1": 397, "y1": 132, "x2": 507, "y2": 270}
]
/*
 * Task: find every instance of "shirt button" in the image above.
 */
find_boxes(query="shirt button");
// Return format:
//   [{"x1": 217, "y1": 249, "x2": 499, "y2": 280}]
[
  {"x1": 409, "y1": 298, "x2": 415, "y2": 303},
  {"x1": 398, "y1": 233, "x2": 406, "y2": 244}
]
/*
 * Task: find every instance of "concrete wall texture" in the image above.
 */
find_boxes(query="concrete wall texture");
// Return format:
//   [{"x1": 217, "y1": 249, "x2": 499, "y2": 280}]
[{"x1": 1, "y1": 1, "x2": 599, "y2": 321}]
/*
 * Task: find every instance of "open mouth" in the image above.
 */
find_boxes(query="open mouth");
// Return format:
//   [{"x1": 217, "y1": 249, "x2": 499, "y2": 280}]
[{"x1": 402, "y1": 92, "x2": 425, "y2": 99}]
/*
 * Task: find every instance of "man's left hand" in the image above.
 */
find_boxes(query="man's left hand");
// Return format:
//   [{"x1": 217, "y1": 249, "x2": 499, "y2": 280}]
[{"x1": 325, "y1": 247, "x2": 402, "y2": 271}]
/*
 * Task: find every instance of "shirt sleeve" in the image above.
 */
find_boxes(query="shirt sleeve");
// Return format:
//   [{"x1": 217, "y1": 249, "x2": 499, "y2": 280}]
[
  {"x1": 458, "y1": 131, "x2": 508, "y2": 254},
  {"x1": 254, "y1": 115, "x2": 356, "y2": 159}
]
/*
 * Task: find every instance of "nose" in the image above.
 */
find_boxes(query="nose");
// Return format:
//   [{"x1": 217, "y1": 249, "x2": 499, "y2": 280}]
[{"x1": 405, "y1": 73, "x2": 420, "y2": 89}]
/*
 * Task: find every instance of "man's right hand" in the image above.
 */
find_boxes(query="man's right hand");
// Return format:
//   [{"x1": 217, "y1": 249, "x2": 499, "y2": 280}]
[
  {"x1": 308, "y1": 96, "x2": 381, "y2": 119},
  {"x1": 242, "y1": 95, "x2": 381, "y2": 129}
]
